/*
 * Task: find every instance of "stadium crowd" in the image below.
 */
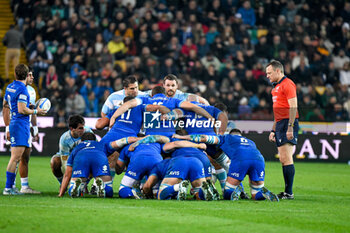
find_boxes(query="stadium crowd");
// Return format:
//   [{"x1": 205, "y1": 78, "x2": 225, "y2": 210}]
[{"x1": 5, "y1": 0, "x2": 350, "y2": 123}]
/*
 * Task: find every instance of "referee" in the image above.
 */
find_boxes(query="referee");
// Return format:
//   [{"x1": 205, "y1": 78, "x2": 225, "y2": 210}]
[{"x1": 266, "y1": 60, "x2": 299, "y2": 200}]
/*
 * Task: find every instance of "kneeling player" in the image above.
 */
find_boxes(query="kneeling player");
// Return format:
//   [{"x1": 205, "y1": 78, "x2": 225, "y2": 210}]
[
  {"x1": 173, "y1": 129, "x2": 279, "y2": 201},
  {"x1": 51, "y1": 115, "x2": 92, "y2": 185}
]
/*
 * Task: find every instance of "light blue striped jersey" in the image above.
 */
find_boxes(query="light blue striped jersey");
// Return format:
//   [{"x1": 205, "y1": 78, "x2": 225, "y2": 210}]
[{"x1": 58, "y1": 126, "x2": 93, "y2": 156}]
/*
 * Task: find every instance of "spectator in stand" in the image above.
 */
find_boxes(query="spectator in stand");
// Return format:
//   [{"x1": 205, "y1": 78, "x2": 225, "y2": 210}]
[
  {"x1": 181, "y1": 38, "x2": 197, "y2": 57},
  {"x1": 65, "y1": 90, "x2": 86, "y2": 115},
  {"x1": 29, "y1": 42, "x2": 53, "y2": 82},
  {"x1": 237, "y1": 1, "x2": 256, "y2": 28}
]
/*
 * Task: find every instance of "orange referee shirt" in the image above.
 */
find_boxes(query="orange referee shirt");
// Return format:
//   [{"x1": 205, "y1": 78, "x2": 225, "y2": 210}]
[{"x1": 271, "y1": 76, "x2": 299, "y2": 122}]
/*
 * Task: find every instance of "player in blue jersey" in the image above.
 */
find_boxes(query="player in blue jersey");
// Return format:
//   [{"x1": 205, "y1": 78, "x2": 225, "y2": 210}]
[
  {"x1": 101, "y1": 75, "x2": 149, "y2": 117},
  {"x1": 3, "y1": 67, "x2": 41, "y2": 194},
  {"x1": 143, "y1": 158, "x2": 171, "y2": 198},
  {"x1": 109, "y1": 86, "x2": 214, "y2": 137},
  {"x1": 116, "y1": 135, "x2": 170, "y2": 199},
  {"x1": 173, "y1": 129, "x2": 279, "y2": 201},
  {"x1": 2, "y1": 64, "x2": 46, "y2": 195},
  {"x1": 58, "y1": 132, "x2": 141, "y2": 198},
  {"x1": 50, "y1": 115, "x2": 92, "y2": 185}
]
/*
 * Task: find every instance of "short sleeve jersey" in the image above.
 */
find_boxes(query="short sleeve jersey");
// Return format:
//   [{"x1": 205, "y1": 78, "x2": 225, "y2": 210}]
[
  {"x1": 58, "y1": 126, "x2": 93, "y2": 156},
  {"x1": 4, "y1": 80, "x2": 30, "y2": 122},
  {"x1": 271, "y1": 77, "x2": 299, "y2": 122}
]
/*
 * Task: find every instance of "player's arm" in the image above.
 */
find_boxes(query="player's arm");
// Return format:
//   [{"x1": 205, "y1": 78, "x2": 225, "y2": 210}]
[
  {"x1": 269, "y1": 120, "x2": 276, "y2": 142},
  {"x1": 161, "y1": 108, "x2": 184, "y2": 120},
  {"x1": 287, "y1": 97, "x2": 298, "y2": 140},
  {"x1": 109, "y1": 136, "x2": 142, "y2": 150},
  {"x1": 58, "y1": 165, "x2": 72, "y2": 197},
  {"x1": 18, "y1": 102, "x2": 46, "y2": 115},
  {"x1": 128, "y1": 135, "x2": 170, "y2": 151},
  {"x1": 145, "y1": 104, "x2": 170, "y2": 114},
  {"x1": 109, "y1": 99, "x2": 139, "y2": 127},
  {"x1": 172, "y1": 134, "x2": 221, "y2": 145},
  {"x1": 95, "y1": 117, "x2": 110, "y2": 130},
  {"x1": 163, "y1": 140, "x2": 207, "y2": 152},
  {"x1": 217, "y1": 112, "x2": 228, "y2": 135},
  {"x1": 179, "y1": 101, "x2": 214, "y2": 120},
  {"x1": 3, "y1": 99, "x2": 10, "y2": 141},
  {"x1": 143, "y1": 175, "x2": 158, "y2": 198}
]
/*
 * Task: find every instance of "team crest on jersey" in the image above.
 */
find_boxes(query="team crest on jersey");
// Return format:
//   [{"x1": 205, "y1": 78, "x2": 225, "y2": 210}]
[{"x1": 102, "y1": 165, "x2": 108, "y2": 173}]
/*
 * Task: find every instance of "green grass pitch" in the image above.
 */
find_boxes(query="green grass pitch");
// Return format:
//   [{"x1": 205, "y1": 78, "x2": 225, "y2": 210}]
[{"x1": 0, "y1": 156, "x2": 349, "y2": 233}]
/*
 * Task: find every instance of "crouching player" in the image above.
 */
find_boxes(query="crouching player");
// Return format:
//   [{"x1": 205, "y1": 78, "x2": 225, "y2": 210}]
[
  {"x1": 116, "y1": 135, "x2": 170, "y2": 199},
  {"x1": 173, "y1": 129, "x2": 279, "y2": 201},
  {"x1": 140, "y1": 139, "x2": 215, "y2": 201}
]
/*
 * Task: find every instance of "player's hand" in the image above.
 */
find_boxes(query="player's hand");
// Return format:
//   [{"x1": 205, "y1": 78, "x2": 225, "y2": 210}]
[
  {"x1": 33, "y1": 134, "x2": 39, "y2": 142},
  {"x1": 160, "y1": 114, "x2": 168, "y2": 121},
  {"x1": 172, "y1": 134, "x2": 181, "y2": 139},
  {"x1": 286, "y1": 127, "x2": 294, "y2": 140},
  {"x1": 6, "y1": 131, "x2": 10, "y2": 141},
  {"x1": 128, "y1": 143, "x2": 137, "y2": 151},
  {"x1": 198, "y1": 143, "x2": 207, "y2": 150},
  {"x1": 36, "y1": 108, "x2": 47, "y2": 116},
  {"x1": 269, "y1": 132, "x2": 276, "y2": 142}
]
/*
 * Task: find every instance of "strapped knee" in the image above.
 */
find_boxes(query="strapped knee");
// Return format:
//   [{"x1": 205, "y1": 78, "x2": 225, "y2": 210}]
[{"x1": 250, "y1": 183, "x2": 264, "y2": 195}]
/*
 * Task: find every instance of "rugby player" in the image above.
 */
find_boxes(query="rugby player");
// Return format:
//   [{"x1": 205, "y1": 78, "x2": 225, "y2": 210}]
[
  {"x1": 3, "y1": 64, "x2": 46, "y2": 195},
  {"x1": 173, "y1": 129, "x2": 279, "y2": 201}
]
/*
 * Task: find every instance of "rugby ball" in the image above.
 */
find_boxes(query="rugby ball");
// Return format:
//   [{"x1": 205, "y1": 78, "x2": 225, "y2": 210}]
[{"x1": 36, "y1": 98, "x2": 51, "y2": 112}]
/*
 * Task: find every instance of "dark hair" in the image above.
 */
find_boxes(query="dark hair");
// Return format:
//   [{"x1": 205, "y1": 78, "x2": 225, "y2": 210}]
[
  {"x1": 68, "y1": 114, "x2": 85, "y2": 129},
  {"x1": 15, "y1": 64, "x2": 29, "y2": 80},
  {"x1": 214, "y1": 102, "x2": 227, "y2": 112},
  {"x1": 163, "y1": 74, "x2": 178, "y2": 84},
  {"x1": 229, "y1": 128, "x2": 242, "y2": 135},
  {"x1": 266, "y1": 60, "x2": 284, "y2": 74},
  {"x1": 123, "y1": 96, "x2": 135, "y2": 102},
  {"x1": 123, "y1": 75, "x2": 138, "y2": 88},
  {"x1": 175, "y1": 129, "x2": 188, "y2": 136},
  {"x1": 81, "y1": 132, "x2": 96, "y2": 141},
  {"x1": 152, "y1": 86, "x2": 165, "y2": 96}
]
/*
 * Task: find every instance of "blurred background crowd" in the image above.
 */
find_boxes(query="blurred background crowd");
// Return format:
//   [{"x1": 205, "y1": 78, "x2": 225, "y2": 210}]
[{"x1": 3, "y1": 0, "x2": 350, "y2": 126}]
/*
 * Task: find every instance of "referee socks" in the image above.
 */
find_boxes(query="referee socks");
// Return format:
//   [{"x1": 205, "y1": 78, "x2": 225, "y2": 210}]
[{"x1": 283, "y1": 164, "x2": 295, "y2": 195}]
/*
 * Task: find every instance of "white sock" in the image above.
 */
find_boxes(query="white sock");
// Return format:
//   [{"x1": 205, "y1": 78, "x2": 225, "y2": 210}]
[{"x1": 21, "y1": 177, "x2": 29, "y2": 188}]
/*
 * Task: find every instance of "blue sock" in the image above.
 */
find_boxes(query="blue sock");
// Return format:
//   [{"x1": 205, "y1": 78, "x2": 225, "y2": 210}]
[
  {"x1": 198, "y1": 188, "x2": 205, "y2": 200},
  {"x1": 240, "y1": 183, "x2": 245, "y2": 192},
  {"x1": 255, "y1": 191, "x2": 265, "y2": 200},
  {"x1": 5, "y1": 171, "x2": 16, "y2": 189},
  {"x1": 223, "y1": 189, "x2": 234, "y2": 200},
  {"x1": 104, "y1": 181, "x2": 113, "y2": 198},
  {"x1": 283, "y1": 164, "x2": 295, "y2": 194},
  {"x1": 119, "y1": 186, "x2": 134, "y2": 198},
  {"x1": 159, "y1": 186, "x2": 176, "y2": 200}
]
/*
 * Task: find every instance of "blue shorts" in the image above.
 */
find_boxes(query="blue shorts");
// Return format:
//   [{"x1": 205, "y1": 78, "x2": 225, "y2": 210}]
[
  {"x1": 10, "y1": 121, "x2": 30, "y2": 147},
  {"x1": 125, "y1": 155, "x2": 163, "y2": 180},
  {"x1": 72, "y1": 151, "x2": 110, "y2": 178},
  {"x1": 174, "y1": 152, "x2": 211, "y2": 178},
  {"x1": 100, "y1": 130, "x2": 136, "y2": 155},
  {"x1": 206, "y1": 145, "x2": 219, "y2": 157},
  {"x1": 228, "y1": 159, "x2": 265, "y2": 182},
  {"x1": 165, "y1": 157, "x2": 205, "y2": 182},
  {"x1": 275, "y1": 119, "x2": 299, "y2": 147}
]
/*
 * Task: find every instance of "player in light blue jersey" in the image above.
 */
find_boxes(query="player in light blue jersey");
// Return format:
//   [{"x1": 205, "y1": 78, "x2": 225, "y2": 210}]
[
  {"x1": 3, "y1": 64, "x2": 46, "y2": 195},
  {"x1": 101, "y1": 75, "x2": 148, "y2": 117},
  {"x1": 58, "y1": 132, "x2": 141, "y2": 198},
  {"x1": 116, "y1": 135, "x2": 170, "y2": 199},
  {"x1": 162, "y1": 74, "x2": 209, "y2": 104},
  {"x1": 109, "y1": 86, "x2": 214, "y2": 137},
  {"x1": 173, "y1": 129, "x2": 279, "y2": 201},
  {"x1": 50, "y1": 115, "x2": 92, "y2": 185}
]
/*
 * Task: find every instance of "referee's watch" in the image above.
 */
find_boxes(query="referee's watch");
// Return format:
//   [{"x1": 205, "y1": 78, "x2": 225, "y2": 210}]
[{"x1": 288, "y1": 122, "x2": 294, "y2": 127}]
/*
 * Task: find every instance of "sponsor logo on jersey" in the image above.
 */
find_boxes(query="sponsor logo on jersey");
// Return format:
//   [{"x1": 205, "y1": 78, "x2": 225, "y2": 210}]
[
  {"x1": 169, "y1": 171, "x2": 180, "y2": 176},
  {"x1": 73, "y1": 170, "x2": 82, "y2": 175}
]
